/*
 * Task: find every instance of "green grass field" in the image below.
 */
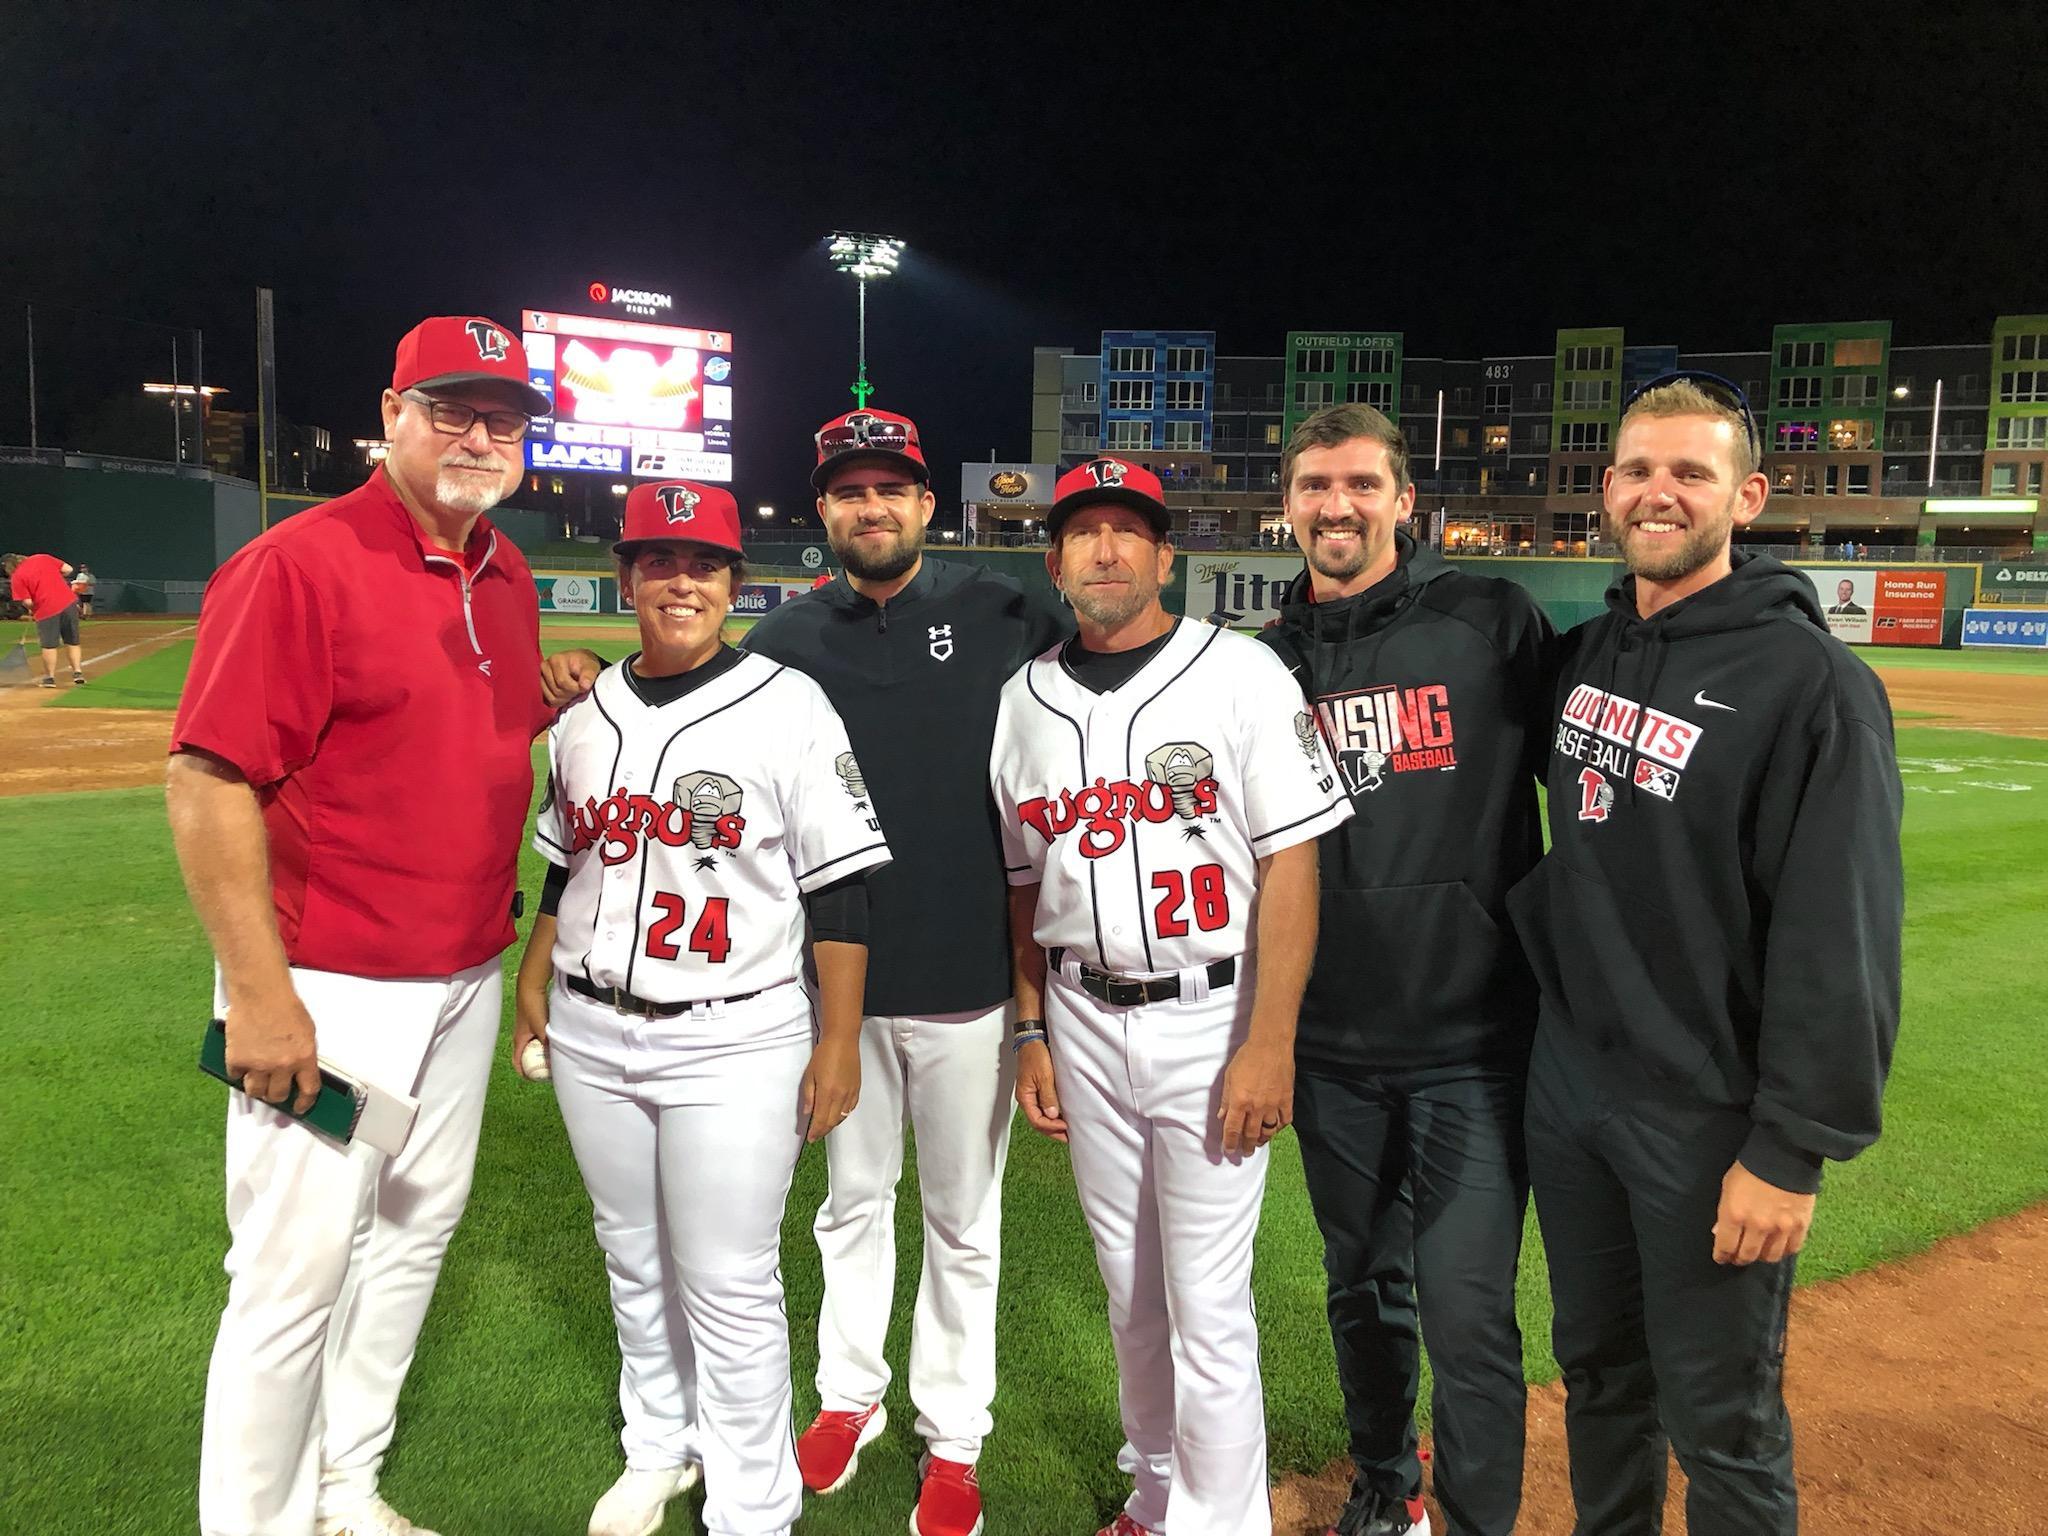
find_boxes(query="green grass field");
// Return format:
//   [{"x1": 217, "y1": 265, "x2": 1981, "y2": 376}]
[{"x1": 3, "y1": 646, "x2": 2046, "y2": 1533}]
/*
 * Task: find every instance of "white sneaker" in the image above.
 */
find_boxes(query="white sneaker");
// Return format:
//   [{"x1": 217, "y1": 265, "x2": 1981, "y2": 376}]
[
  {"x1": 588, "y1": 1463, "x2": 702, "y2": 1536},
  {"x1": 316, "y1": 1495, "x2": 440, "y2": 1536}
]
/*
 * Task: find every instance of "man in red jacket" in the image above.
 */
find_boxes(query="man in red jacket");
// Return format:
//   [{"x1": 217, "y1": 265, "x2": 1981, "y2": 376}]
[
  {"x1": 3, "y1": 550, "x2": 85, "y2": 687},
  {"x1": 167, "y1": 315, "x2": 554, "y2": 1536}
]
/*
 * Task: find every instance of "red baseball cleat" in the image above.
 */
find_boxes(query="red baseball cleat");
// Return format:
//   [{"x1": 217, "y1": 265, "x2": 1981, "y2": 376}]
[
  {"x1": 911, "y1": 1454, "x2": 983, "y2": 1536},
  {"x1": 1094, "y1": 1514, "x2": 1155, "y2": 1536},
  {"x1": 795, "y1": 1401, "x2": 886, "y2": 1494}
]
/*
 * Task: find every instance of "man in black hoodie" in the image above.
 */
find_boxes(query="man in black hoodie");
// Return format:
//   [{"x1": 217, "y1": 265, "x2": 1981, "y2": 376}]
[
  {"x1": 1507, "y1": 375, "x2": 1903, "y2": 1535},
  {"x1": 1260, "y1": 404, "x2": 1554, "y2": 1536}
]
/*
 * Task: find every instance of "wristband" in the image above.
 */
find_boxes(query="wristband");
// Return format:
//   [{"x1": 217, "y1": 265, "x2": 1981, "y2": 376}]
[
  {"x1": 1010, "y1": 1029, "x2": 1048, "y2": 1054},
  {"x1": 1012, "y1": 1017, "x2": 1045, "y2": 1035}
]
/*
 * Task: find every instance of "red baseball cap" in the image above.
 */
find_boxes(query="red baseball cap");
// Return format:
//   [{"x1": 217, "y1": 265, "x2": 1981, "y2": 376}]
[
  {"x1": 812, "y1": 408, "x2": 929, "y2": 490},
  {"x1": 614, "y1": 481, "x2": 745, "y2": 558},
  {"x1": 1048, "y1": 457, "x2": 1171, "y2": 538},
  {"x1": 392, "y1": 315, "x2": 549, "y2": 417}
]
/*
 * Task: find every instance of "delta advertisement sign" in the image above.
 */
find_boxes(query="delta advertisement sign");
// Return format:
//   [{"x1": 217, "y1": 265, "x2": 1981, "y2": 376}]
[{"x1": 1798, "y1": 567, "x2": 1945, "y2": 646}]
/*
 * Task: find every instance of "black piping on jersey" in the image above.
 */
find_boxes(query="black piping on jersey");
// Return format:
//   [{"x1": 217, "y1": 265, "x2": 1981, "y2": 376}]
[
  {"x1": 799, "y1": 840, "x2": 890, "y2": 887},
  {"x1": 1023, "y1": 657, "x2": 1106, "y2": 969},
  {"x1": 1250, "y1": 797, "x2": 1349, "y2": 849},
  {"x1": 1119, "y1": 619, "x2": 1220, "y2": 975},
  {"x1": 576, "y1": 683, "x2": 632, "y2": 991},
  {"x1": 619, "y1": 661, "x2": 788, "y2": 999}
]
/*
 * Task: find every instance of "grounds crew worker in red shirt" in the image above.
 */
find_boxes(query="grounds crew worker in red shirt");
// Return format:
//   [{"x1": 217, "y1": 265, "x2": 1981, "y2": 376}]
[
  {"x1": 167, "y1": 315, "x2": 555, "y2": 1536},
  {"x1": 4, "y1": 549, "x2": 86, "y2": 686}
]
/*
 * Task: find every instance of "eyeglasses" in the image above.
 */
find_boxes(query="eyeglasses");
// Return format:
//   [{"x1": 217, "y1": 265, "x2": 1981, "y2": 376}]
[
  {"x1": 402, "y1": 390, "x2": 531, "y2": 444},
  {"x1": 1621, "y1": 370, "x2": 1760, "y2": 464}
]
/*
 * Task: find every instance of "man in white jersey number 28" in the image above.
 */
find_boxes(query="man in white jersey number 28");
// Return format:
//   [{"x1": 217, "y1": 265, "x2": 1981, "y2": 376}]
[{"x1": 991, "y1": 458, "x2": 1352, "y2": 1536}]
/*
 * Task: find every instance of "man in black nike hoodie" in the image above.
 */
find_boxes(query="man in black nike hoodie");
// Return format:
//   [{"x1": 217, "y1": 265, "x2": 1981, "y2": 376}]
[
  {"x1": 1260, "y1": 405, "x2": 1554, "y2": 1536},
  {"x1": 1507, "y1": 376, "x2": 1903, "y2": 1536}
]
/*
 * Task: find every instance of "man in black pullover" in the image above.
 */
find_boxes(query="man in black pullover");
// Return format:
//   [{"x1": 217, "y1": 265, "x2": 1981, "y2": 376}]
[
  {"x1": 1508, "y1": 376, "x2": 1903, "y2": 1535},
  {"x1": 1260, "y1": 405, "x2": 1554, "y2": 1536},
  {"x1": 745, "y1": 410, "x2": 1069, "y2": 1536}
]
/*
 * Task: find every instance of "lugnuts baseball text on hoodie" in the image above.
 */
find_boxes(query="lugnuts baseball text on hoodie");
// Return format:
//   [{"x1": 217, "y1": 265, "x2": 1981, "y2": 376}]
[
  {"x1": 1259, "y1": 530, "x2": 1556, "y2": 1072},
  {"x1": 1505, "y1": 550, "x2": 1904, "y2": 1193}
]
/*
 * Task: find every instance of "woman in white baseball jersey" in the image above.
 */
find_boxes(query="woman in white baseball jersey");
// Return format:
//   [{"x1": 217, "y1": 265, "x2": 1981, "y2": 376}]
[{"x1": 513, "y1": 481, "x2": 891, "y2": 1536}]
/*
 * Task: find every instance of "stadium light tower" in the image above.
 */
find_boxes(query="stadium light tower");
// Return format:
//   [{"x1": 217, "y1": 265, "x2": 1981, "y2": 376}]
[{"x1": 826, "y1": 232, "x2": 904, "y2": 409}]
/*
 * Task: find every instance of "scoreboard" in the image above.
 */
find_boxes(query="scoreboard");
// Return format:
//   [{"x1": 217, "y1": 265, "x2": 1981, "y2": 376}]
[{"x1": 521, "y1": 308, "x2": 733, "y2": 482}]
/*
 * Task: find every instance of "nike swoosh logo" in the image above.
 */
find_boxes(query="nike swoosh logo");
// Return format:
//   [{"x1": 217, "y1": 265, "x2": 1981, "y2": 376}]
[{"x1": 1693, "y1": 689, "x2": 1735, "y2": 712}]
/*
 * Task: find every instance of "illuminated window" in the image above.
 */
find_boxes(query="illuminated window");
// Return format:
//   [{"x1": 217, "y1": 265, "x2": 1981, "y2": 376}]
[
  {"x1": 1484, "y1": 424, "x2": 1510, "y2": 453},
  {"x1": 1450, "y1": 427, "x2": 1471, "y2": 448},
  {"x1": 1990, "y1": 462, "x2": 2018, "y2": 493},
  {"x1": 1828, "y1": 419, "x2": 1875, "y2": 451},
  {"x1": 1832, "y1": 337, "x2": 1882, "y2": 367},
  {"x1": 1264, "y1": 423, "x2": 1282, "y2": 445},
  {"x1": 1775, "y1": 420, "x2": 1820, "y2": 452}
]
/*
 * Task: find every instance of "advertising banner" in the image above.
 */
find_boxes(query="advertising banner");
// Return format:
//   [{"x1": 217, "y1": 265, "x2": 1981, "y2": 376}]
[
  {"x1": 1960, "y1": 608, "x2": 2048, "y2": 649},
  {"x1": 616, "y1": 578, "x2": 813, "y2": 616},
  {"x1": 535, "y1": 574, "x2": 603, "y2": 614},
  {"x1": 1979, "y1": 560, "x2": 2048, "y2": 603},
  {"x1": 1797, "y1": 567, "x2": 1945, "y2": 646},
  {"x1": 960, "y1": 462, "x2": 1057, "y2": 508},
  {"x1": 1177, "y1": 552, "x2": 1305, "y2": 629}
]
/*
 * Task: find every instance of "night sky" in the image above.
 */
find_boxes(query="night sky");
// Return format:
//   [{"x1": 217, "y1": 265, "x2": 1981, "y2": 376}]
[{"x1": 3, "y1": 2, "x2": 2039, "y2": 522}]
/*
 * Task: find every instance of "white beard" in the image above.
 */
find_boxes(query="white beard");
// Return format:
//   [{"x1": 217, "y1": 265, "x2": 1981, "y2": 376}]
[{"x1": 435, "y1": 458, "x2": 512, "y2": 515}]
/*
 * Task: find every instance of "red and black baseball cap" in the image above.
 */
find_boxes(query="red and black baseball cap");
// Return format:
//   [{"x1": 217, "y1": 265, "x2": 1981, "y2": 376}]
[
  {"x1": 811, "y1": 408, "x2": 929, "y2": 490},
  {"x1": 392, "y1": 315, "x2": 549, "y2": 417},
  {"x1": 1047, "y1": 457, "x2": 1171, "y2": 538},
  {"x1": 614, "y1": 481, "x2": 745, "y2": 559}
]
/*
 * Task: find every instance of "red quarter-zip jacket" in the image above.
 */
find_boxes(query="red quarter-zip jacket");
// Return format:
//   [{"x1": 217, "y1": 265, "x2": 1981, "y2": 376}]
[{"x1": 172, "y1": 469, "x2": 552, "y2": 977}]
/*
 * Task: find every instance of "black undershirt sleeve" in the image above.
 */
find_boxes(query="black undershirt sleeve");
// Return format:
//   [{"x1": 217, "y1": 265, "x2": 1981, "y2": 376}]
[
  {"x1": 804, "y1": 870, "x2": 870, "y2": 946},
  {"x1": 538, "y1": 861, "x2": 570, "y2": 917}
]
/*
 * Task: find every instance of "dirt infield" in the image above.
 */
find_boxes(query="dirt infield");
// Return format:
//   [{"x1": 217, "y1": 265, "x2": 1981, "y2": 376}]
[
  {"x1": 1874, "y1": 665, "x2": 2048, "y2": 738},
  {"x1": 0, "y1": 619, "x2": 194, "y2": 797},
  {"x1": 1271, "y1": 1203, "x2": 2048, "y2": 1535}
]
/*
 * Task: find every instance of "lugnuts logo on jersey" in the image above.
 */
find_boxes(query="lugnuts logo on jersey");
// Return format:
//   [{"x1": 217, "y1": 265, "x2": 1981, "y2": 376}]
[
  {"x1": 565, "y1": 770, "x2": 747, "y2": 866},
  {"x1": 1015, "y1": 740, "x2": 1221, "y2": 858},
  {"x1": 464, "y1": 319, "x2": 510, "y2": 361},
  {"x1": 656, "y1": 485, "x2": 700, "y2": 524}
]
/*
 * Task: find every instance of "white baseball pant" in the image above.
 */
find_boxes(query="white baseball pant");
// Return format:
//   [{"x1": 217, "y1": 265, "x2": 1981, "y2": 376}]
[
  {"x1": 1047, "y1": 955, "x2": 1272, "y2": 1536},
  {"x1": 548, "y1": 977, "x2": 812, "y2": 1536},
  {"x1": 810, "y1": 1002, "x2": 1014, "y2": 1460},
  {"x1": 199, "y1": 958, "x2": 501, "y2": 1536}
]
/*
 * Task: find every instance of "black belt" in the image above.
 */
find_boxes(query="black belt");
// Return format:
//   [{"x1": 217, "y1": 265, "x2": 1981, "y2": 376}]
[
  {"x1": 1049, "y1": 948, "x2": 1237, "y2": 1007},
  {"x1": 567, "y1": 974, "x2": 761, "y2": 1018}
]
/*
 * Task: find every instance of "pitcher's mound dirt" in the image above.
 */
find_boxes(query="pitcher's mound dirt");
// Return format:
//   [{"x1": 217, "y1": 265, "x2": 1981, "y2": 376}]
[{"x1": 1271, "y1": 1204, "x2": 2048, "y2": 1535}]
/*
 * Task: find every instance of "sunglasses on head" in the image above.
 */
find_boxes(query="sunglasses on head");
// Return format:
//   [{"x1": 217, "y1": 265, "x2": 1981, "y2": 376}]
[
  {"x1": 1622, "y1": 370, "x2": 1760, "y2": 463},
  {"x1": 818, "y1": 422, "x2": 915, "y2": 454}
]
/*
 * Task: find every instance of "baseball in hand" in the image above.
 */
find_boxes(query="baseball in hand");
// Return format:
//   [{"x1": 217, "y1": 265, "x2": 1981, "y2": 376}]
[{"x1": 519, "y1": 1038, "x2": 551, "y2": 1081}]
